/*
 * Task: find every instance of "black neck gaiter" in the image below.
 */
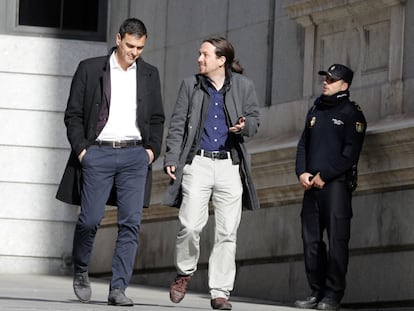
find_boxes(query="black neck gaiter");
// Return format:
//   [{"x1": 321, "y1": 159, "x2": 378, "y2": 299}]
[{"x1": 320, "y1": 90, "x2": 349, "y2": 107}]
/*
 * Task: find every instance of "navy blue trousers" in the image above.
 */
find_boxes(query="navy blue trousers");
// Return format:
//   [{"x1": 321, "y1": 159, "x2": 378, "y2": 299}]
[
  {"x1": 301, "y1": 178, "x2": 352, "y2": 302},
  {"x1": 72, "y1": 145, "x2": 148, "y2": 290}
]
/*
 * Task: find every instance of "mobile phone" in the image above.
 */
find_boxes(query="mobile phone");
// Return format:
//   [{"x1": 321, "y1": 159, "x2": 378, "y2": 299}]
[{"x1": 236, "y1": 116, "x2": 245, "y2": 124}]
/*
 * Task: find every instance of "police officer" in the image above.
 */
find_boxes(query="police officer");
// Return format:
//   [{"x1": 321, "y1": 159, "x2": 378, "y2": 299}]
[{"x1": 294, "y1": 64, "x2": 366, "y2": 310}]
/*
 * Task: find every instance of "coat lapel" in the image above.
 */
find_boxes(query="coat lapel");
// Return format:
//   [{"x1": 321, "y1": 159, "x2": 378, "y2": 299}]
[{"x1": 102, "y1": 63, "x2": 110, "y2": 106}]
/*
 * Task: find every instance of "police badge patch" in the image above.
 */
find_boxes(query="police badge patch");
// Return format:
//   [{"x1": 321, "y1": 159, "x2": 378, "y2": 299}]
[{"x1": 356, "y1": 122, "x2": 364, "y2": 133}]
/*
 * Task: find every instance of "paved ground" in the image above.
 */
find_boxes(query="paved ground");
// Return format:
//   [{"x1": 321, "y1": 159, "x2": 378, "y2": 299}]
[
  {"x1": 0, "y1": 274, "x2": 298, "y2": 311},
  {"x1": 0, "y1": 274, "x2": 412, "y2": 311}
]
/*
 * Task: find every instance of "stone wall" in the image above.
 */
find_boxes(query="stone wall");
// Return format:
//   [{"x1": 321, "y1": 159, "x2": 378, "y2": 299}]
[
  {"x1": 0, "y1": 33, "x2": 107, "y2": 273},
  {"x1": 88, "y1": 0, "x2": 414, "y2": 305},
  {"x1": 0, "y1": 0, "x2": 413, "y2": 306}
]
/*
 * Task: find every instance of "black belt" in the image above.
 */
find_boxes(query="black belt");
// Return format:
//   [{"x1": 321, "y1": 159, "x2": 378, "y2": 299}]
[
  {"x1": 196, "y1": 150, "x2": 230, "y2": 160},
  {"x1": 94, "y1": 140, "x2": 142, "y2": 148}
]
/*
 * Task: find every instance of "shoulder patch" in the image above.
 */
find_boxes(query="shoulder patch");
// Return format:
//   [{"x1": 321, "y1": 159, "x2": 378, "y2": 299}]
[{"x1": 356, "y1": 122, "x2": 365, "y2": 133}]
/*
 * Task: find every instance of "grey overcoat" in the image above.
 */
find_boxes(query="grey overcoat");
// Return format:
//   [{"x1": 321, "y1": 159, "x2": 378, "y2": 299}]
[{"x1": 163, "y1": 73, "x2": 260, "y2": 210}]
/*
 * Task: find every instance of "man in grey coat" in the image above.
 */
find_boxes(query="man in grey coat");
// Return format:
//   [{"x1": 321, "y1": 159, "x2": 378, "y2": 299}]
[{"x1": 163, "y1": 37, "x2": 260, "y2": 310}]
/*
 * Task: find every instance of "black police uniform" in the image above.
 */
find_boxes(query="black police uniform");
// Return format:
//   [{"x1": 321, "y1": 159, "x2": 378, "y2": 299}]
[{"x1": 295, "y1": 90, "x2": 366, "y2": 302}]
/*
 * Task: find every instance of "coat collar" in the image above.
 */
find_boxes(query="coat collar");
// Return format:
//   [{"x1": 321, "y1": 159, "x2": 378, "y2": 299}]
[{"x1": 195, "y1": 70, "x2": 232, "y2": 94}]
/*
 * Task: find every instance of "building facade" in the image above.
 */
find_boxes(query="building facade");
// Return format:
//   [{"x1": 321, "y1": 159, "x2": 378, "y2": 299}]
[{"x1": 0, "y1": 0, "x2": 413, "y2": 305}]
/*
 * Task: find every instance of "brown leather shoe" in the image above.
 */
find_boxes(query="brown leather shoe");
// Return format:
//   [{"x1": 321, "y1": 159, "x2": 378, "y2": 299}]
[
  {"x1": 210, "y1": 298, "x2": 232, "y2": 310},
  {"x1": 169, "y1": 274, "x2": 191, "y2": 303}
]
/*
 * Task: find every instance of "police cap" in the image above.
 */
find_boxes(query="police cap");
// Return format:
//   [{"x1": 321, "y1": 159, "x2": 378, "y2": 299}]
[{"x1": 318, "y1": 64, "x2": 354, "y2": 84}]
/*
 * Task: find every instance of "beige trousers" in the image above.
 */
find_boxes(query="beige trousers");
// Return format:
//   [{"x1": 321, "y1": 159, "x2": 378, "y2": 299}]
[{"x1": 175, "y1": 154, "x2": 243, "y2": 299}]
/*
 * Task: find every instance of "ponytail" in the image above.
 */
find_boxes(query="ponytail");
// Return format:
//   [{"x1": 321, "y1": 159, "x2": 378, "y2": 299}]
[{"x1": 230, "y1": 59, "x2": 244, "y2": 74}]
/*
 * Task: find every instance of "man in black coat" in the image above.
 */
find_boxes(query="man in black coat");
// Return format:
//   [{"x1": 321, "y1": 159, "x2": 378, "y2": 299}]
[
  {"x1": 56, "y1": 18, "x2": 164, "y2": 306},
  {"x1": 295, "y1": 64, "x2": 366, "y2": 310}
]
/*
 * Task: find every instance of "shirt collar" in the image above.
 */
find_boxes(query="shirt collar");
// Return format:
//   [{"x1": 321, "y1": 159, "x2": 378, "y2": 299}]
[{"x1": 110, "y1": 51, "x2": 137, "y2": 71}]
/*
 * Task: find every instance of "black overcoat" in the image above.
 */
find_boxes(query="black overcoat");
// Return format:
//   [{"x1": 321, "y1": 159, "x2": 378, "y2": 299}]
[{"x1": 56, "y1": 52, "x2": 165, "y2": 207}]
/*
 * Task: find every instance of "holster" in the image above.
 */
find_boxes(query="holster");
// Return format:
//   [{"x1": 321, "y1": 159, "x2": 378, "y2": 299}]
[{"x1": 345, "y1": 164, "x2": 358, "y2": 192}]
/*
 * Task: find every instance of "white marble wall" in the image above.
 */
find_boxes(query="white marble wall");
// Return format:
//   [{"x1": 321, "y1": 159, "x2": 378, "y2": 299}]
[{"x1": 0, "y1": 34, "x2": 107, "y2": 273}]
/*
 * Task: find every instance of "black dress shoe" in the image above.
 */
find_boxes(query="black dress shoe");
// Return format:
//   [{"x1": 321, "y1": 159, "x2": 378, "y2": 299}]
[
  {"x1": 294, "y1": 295, "x2": 319, "y2": 309},
  {"x1": 316, "y1": 297, "x2": 340, "y2": 310},
  {"x1": 108, "y1": 288, "x2": 134, "y2": 306},
  {"x1": 73, "y1": 271, "x2": 91, "y2": 303}
]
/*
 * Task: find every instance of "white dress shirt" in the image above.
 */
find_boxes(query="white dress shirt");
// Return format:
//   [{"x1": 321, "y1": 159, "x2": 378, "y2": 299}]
[{"x1": 97, "y1": 51, "x2": 142, "y2": 141}]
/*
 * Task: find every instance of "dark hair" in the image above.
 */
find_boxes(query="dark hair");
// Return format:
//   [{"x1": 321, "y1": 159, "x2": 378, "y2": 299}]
[
  {"x1": 118, "y1": 18, "x2": 147, "y2": 39},
  {"x1": 203, "y1": 37, "x2": 244, "y2": 74}
]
